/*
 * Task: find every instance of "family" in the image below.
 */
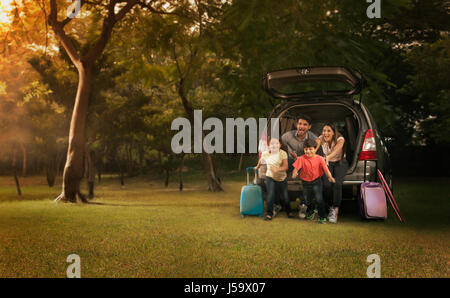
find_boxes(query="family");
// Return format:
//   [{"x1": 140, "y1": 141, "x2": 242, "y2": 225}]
[{"x1": 254, "y1": 115, "x2": 348, "y2": 224}]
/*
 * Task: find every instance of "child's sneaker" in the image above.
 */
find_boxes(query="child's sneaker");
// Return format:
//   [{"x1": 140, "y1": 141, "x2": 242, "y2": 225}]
[
  {"x1": 306, "y1": 210, "x2": 316, "y2": 220},
  {"x1": 328, "y1": 207, "x2": 339, "y2": 224},
  {"x1": 273, "y1": 204, "x2": 282, "y2": 218},
  {"x1": 318, "y1": 217, "x2": 327, "y2": 224},
  {"x1": 298, "y1": 204, "x2": 307, "y2": 219}
]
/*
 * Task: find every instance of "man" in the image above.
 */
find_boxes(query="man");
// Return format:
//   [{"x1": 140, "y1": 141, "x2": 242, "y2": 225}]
[
  {"x1": 280, "y1": 114, "x2": 321, "y2": 217},
  {"x1": 281, "y1": 115, "x2": 320, "y2": 173}
]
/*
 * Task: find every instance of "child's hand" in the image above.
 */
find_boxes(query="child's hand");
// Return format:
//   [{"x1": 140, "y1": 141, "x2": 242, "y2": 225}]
[{"x1": 328, "y1": 176, "x2": 336, "y2": 183}]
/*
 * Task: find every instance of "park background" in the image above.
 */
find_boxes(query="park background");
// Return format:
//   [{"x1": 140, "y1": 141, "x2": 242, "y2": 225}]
[{"x1": 0, "y1": 0, "x2": 448, "y2": 277}]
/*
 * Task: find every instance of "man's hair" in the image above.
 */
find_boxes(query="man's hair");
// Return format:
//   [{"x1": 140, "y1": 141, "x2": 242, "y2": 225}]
[
  {"x1": 304, "y1": 138, "x2": 317, "y2": 148},
  {"x1": 297, "y1": 114, "x2": 312, "y2": 125}
]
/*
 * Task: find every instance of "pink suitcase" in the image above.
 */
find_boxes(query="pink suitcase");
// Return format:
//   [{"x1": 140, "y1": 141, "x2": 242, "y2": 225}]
[{"x1": 359, "y1": 182, "x2": 387, "y2": 219}]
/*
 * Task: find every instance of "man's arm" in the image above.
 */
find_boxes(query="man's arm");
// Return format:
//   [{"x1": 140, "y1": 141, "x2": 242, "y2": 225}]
[{"x1": 282, "y1": 131, "x2": 298, "y2": 159}]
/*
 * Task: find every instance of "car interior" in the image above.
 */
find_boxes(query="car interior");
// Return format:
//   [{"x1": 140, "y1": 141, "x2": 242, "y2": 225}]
[{"x1": 274, "y1": 104, "x2": 360, "y2": 167}]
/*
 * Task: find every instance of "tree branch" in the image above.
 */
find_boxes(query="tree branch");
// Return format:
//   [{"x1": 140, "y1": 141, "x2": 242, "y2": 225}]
[
  {"x1": 48, "y1": 0, "x2": 81, "y2": 65},
  {"x1": 85, "y1": 0, "x2": 139, "y2": 65}
]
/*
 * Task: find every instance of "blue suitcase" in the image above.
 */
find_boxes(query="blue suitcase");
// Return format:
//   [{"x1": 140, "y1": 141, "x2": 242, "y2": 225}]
[{"x1": 240, "y1": 167, "x2": 264, "y2": 217}]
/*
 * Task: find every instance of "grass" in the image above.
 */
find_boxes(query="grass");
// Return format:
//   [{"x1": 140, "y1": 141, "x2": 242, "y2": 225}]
[{"x1": 0, "y1": 173, "x2": 449, "y2": 278}]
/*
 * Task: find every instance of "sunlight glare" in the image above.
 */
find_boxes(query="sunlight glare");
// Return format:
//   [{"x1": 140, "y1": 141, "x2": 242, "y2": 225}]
[{"x1": 0, "y1": 0, "x2": 14, "y2": 28}]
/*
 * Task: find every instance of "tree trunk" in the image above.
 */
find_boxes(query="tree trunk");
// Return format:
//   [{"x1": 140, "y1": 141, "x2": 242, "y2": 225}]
[
  {"x1": 46, "y1": 153, "x2": 56, "y2": 187},
  {"x1": 201, "y1": 149, "x2": 223, "y2": 191},
  {"x1": 97, "y1": 162, "x2": 102, "y2": 183},
  {"x1": 86, "y1": 146, "x2": 95, "y2": 199},
  {"x1": 55, "y1": 66, "x2": 92, "y2": 203},
  {"x1": 14, "y1": 170, "x2": 22, "y2": 196},
  {"x1": 158, "y1": 151, "x2": 163, "y2": 174},
  {"x1": 12, "y1": 149, "x2": 21, "y2": 196},
  {"x1": 127, "y1": 142, "x2": 133, "y2": 175},
  {"x1": 179, "y1": 152, "x2": 185, "y2": 191},
  {"x1": 178, "y1": 81, "x2": 222, "y2": 192},
  {"x1": 118, "y1": 160, "x2": 124, "y2": 186},
  {"x1": 138, "y1": 144, "x2": 145, "y2": 174},
  {"x1": 165, "y1": 154, "x2": 171, "y2": 187}
]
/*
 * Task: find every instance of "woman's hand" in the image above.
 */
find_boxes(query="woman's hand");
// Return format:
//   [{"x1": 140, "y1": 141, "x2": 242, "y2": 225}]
[
  {"x1": 328, "y1": 176, "x2": 336, "y2": 183},
  {"x1": 292, "y1": 171, "x2": 298, "y2": 179}
]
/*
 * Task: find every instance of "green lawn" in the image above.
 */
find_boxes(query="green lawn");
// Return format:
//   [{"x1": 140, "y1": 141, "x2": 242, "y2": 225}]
[{"x1": 0, "y1": 174, "x2": 449, "y2": 278}]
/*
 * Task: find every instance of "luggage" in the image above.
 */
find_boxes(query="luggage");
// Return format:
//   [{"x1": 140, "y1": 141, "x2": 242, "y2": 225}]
[
  {"x1": 359, "y1": 182, "x2": 387, "y2": 220},
  {"x1": 240, "y1": 167, "x2": 264, "y2": 217}
]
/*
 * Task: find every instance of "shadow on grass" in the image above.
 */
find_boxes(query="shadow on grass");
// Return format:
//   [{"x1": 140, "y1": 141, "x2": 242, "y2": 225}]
[
  {"x1": 86, "y1": 201, "x2": 232, "y2": 208},
  {"x1": 0, "y1": 193, "x2": 58, "y2": 203}
]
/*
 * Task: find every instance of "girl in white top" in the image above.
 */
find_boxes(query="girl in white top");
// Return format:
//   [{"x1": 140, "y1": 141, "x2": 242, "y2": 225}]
[
  {"x1": 254, "y1": 138, "x2": 293, "y2": 220},
  {"x1": 316, "y1": 123, "x2": 348, "y2": 223}
]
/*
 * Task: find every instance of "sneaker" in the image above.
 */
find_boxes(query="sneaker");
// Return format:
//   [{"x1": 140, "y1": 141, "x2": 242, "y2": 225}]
[
  {"x1": 328, "y1": 207, "x2": 339, "y2": 224},
  {"x1": 298, "y1": 204, "x2": 308, "y2": 219},
  {"x1": 328, "y1": 207, "x2": 334, "y2": 218},
  {"x1": 273, "y1": 204, "x2": 282, "y2": 218},
  {"x1": 318, "y1": 217, "x2": 327, "y2": 224},
  {"x1": 306, "y1": 210, "x2": 316, "y2": 220}
]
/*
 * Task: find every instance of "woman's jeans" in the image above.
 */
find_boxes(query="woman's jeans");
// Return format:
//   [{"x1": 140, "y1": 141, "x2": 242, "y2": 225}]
[
  {"x1": 323, "y1": 160, "x2": 348, "y2": 208},
  {"x1": 265, "y1": 177, "x2": 291, "y2": 216},
  {"x1": 302, "y1": 178, "x2": 326, "y2": 219}
]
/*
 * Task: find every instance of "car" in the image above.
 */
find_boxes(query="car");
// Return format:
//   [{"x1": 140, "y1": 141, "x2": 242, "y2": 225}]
[{"x1": 257, "y1": 66, "x2": 392, "y2": 201}]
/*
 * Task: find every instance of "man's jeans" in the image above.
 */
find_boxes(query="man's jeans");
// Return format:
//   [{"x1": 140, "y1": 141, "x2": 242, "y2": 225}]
[
  {"x1": 265, "y1": 177, "x2": 291, "y2": 216},
  {"x1": 302, "y1": 178, "x2": 326, "y2": 219}
]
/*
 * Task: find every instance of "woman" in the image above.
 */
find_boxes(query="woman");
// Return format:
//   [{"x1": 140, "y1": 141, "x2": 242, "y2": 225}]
[
  {"x1": 254, "y1": 138, "x2": 293, "y2": 220},
  {"x1": 316, "y1": 123, "x2": 348, "y2": 223}
]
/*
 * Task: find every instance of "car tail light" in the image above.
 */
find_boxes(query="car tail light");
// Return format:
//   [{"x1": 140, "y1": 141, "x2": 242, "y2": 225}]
[{"x1": 359, "y1": 129, "x2": 377, "y2": 160}]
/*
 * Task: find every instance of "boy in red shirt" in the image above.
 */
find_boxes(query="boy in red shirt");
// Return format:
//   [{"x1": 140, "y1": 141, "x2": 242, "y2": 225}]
[{"x1": 292, "y1": 139, "x2": 336, "y2": 223}]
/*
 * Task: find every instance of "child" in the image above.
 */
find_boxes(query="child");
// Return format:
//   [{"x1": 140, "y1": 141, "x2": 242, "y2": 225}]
[
  {"x1": 292, "y1": 138, "x2": 336, "y2": 224},
  {"x1": 254, "y1": 138, "x2": 293, "y2": 221}
]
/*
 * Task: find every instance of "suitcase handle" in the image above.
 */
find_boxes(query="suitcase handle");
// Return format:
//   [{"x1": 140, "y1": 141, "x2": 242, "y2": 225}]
[
  {"x1": 246, "y1": 167, "x2": 256, "y2": 173},
  {"x1": 246, "y1": 167, "x2": 257, "y2": 185}
]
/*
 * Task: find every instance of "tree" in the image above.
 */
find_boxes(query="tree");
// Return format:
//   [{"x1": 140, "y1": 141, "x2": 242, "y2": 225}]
[
  {"x1": 399, "y1": 37, "x2": 450, "y2": 145},
  {"x1": 44, "y1": 0, "x2": 184, "y2": 202},
  {"x1": 112, "y1": 1, "x2": 227, "y2": 191}
]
